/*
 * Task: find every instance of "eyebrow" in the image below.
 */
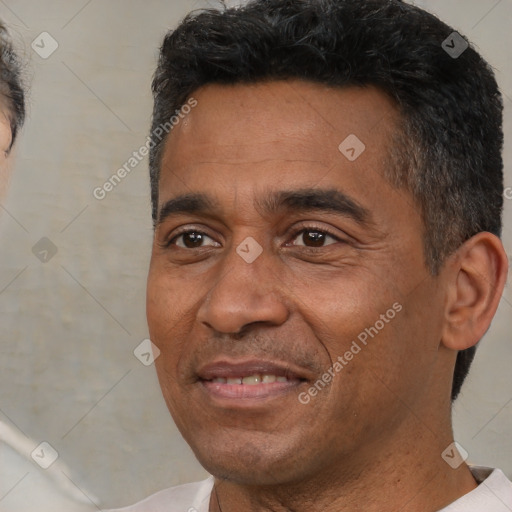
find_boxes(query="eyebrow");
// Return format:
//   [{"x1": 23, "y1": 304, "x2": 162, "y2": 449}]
[{"x1": 157, "y1": 188, "x2": 372, "y2": 227}]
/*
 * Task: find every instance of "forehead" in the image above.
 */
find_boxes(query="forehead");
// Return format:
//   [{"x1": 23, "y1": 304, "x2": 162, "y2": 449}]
[
  {"x1": 164, "y1": 81, "x2": 399, "y2": 168},
  {"x1": 158, "y1": 80, "x2": 402, "y2": 216}
]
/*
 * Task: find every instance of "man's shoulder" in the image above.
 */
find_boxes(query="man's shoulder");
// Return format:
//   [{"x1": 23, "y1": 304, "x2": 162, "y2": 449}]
[
  {"x1": 105, "y1": 466, "x2": 512, "y2": 512},
  {"x1": 441, "y1": 466, "x2": 512, "y2": 511},
  {"x1": 105, "y1": 476, "x2": 214, "y2": 512}
]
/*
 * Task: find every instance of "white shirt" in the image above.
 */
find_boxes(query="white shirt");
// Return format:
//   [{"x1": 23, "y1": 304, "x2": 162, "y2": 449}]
[
  {"x1": 107, "y1": 466, "x2": 512, "y2": 512},
  {"x1": 0, "y1": 421, "x2": 98, "y2": 512}
]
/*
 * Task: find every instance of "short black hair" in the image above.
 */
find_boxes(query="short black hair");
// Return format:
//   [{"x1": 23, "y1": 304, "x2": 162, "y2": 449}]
[
  {"x1": 150, "y1": 0, "x2": 504, "y2": 401},
  {"x1": 0, "y1": 21, "x2": 25, "y2": 151}
]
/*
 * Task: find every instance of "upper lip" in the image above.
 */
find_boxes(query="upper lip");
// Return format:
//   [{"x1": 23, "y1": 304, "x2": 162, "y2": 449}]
[{"x1": 197, "y1": 359, "x2": 310, "y2": 381}]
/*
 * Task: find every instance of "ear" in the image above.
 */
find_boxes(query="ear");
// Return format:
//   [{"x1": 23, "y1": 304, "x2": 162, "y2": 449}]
[{"x1": 441, "y1": 232, "x2": 509, "y2": 351}]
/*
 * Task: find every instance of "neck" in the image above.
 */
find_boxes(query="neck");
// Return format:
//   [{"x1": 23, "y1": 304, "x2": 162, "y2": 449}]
[{"x1": 209, "y1": 416, "x2": 478, "y2": 512}]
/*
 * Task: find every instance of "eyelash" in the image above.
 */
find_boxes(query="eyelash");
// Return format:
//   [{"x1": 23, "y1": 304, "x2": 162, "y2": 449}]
[{"x1": 163, "y1": 225, "x2": 345, "y2": 249}]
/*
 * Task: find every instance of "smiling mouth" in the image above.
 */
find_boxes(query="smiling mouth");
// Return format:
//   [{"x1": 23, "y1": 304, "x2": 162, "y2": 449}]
[
  {"x1": 200, "y1": 377, "x2": 303, "y2": 400},
  {"x1": 208, "y1": 374, "x2": 294, "y2": 385},
  {"x1": 197, "y1": 360, "x2": 309, "y2": 401}
]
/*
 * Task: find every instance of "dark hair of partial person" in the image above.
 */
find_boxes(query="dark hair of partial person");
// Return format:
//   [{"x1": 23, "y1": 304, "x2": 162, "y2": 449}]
[
  {"x1": 149, "y1": 0, "x2": 504, "y2": 401},
  {"x1": 0, "y1": 21, "x2": 25, "y2": 152}
]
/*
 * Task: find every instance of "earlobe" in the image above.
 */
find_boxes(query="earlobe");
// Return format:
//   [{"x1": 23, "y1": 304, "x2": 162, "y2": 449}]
[{"x1": 441, "y1": 232, "x2": 509, "y2": 351}]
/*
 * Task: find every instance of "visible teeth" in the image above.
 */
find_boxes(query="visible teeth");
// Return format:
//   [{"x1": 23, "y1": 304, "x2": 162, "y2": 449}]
[
  {"x1": 242, "y1": 375, "x2": 261, "y2": 385},
  {"x1": 210, "y1": 374, "x2": 289, "y2": 384}
]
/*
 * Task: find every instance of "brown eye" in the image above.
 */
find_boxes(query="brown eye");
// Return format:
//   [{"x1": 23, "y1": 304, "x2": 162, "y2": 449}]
[
  {"x1": 291, "y1": 229, "x2": 339, "y2": 248},
  {"x1": 171, "y1": 231, "x2": 218, "y2": 249}
]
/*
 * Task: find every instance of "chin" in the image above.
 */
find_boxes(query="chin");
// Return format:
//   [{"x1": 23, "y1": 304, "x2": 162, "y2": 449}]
[{"x1": 187, "y1": 431, "x2": 307, "y2": 486}]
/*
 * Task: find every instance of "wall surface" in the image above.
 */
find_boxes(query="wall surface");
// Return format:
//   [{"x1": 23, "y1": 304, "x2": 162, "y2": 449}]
[{"x1": 0, "y1": 0, "x2": 510, "y2": 509}]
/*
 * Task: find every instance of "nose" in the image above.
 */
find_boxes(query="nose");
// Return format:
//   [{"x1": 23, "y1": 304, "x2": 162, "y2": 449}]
[{"x1": 196, "y1": 240, "x2": 289, "y2": 335}]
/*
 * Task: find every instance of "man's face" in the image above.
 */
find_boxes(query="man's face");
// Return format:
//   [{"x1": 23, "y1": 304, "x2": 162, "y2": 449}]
[{"x1": 147, "y1": 81, "x2": 450, "y2": 485}]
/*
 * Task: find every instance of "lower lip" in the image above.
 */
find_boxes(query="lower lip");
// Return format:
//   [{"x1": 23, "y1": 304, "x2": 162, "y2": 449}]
[{"x1": 201, "y1": 380, "x2": 303, "y2": 401}]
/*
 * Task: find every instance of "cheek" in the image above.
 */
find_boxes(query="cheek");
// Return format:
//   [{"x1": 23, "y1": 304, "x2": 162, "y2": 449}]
[
  {"x1": 292, "y1": 267, "x2": 394, "y2": 350},
  {"x1": 146, "y1": 266, "x2": 199, "y2": 379},
  {"x1": 293, "y1": 269, "x2": 417, "y2": 404},
  {"x1": 147, "y1": 265, "x2": 192, "y2": 337},
  {"x1": 347, "y1": 298, "x2": 440, "y2": 413}
]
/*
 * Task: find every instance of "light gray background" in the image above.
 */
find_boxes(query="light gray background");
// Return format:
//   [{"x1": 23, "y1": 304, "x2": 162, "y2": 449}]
[{"x1": 0, "y1": 0, "x2": 511, "y2": 509}]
